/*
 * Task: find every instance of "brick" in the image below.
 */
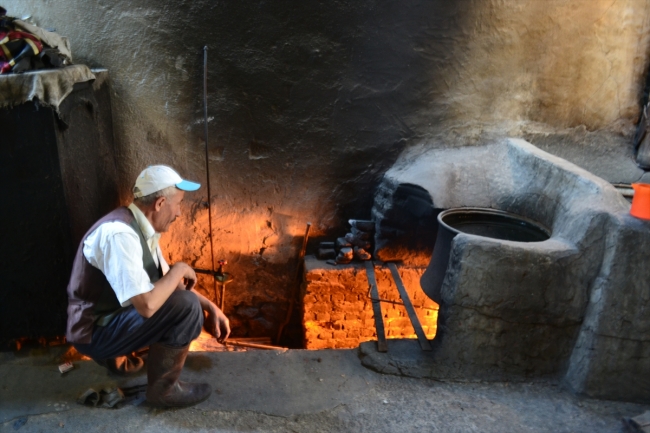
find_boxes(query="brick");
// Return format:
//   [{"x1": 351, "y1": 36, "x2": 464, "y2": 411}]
[
  {"x1": 388, "y1": 318, "x2": 412, "y2": 329},
  {"x1": 344, "y1": 320, "x2": 362, "y2": 330},
  {"x1": 319, "y1": 293, "x2": 335, "y2": 303},
  {"x1": 340, "y1": 302, "x2": 364, "y2": 313},
  {"x1": 307, "y1": 340, "x2": 331, "y2": 349},
  {"x1": 310, "y1": 303, "x2": 330, "y2": 314},
  {"x1": 347, "y1": 329, "x2": 361, "y2": 339},
  {"x1": 303, "y1": 312, "x2": 316, "y2": 321},
  {"x1": 331, "y1": 312, "x2": 345, "y2": 321},
  {"x1": 318, "y1": 287, "x2": 332, "y2": 296},
  {"x1": 334, "y1": 340, "x2": 356, "y2": 349},
  {"x1": 315, "y1": 313, "x2": 331, "y2": 322},
  {"x1": 360, "y1": 310, "x2": 374, "y2": 320},
  {"x1": 345, "y1": 338, "x2": 361, "y2": 347},
  {"x1": 345, "y1": 293, "x2": 360, "y2": 302},
  {"x1": 306, "y1": 282, "x2": 332, "y2": 294},
  {"x1": 422, "y1": 322, "x2": 438, "y2": 331},
  {"x1": 318, "y1": 331, "x2": 333, "y2": 340},
  {"x1": 332, "y1": 330, "x2": 347, "y2": 340},
  {"x1": 303, "y1": 294, "x2": 317, "y2": 305},
  {"x1": 329, "y1": 282, "x2": 348, "y2": 290},
  {"x1": 331, "y1": 293, "x2": 345, "y2": 303},
  {"x1": 361, "y1": 328, "x2": 376, "y2": 338},
  {"x1": 385, "y1": 309, "x2": 401, "y2": 318},
  {"x1": 305, "y1": 273, "x2": 322, "y2": 282}
]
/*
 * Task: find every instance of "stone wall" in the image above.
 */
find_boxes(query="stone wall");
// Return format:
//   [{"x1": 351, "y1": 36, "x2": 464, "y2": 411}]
[{"x1": 302, "y1": 257, "x2": 437, "y2": 349}]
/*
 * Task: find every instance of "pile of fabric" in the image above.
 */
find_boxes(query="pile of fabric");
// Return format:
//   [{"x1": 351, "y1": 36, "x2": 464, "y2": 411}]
[{"x1": 0, "y1": 6, "x2": 72, "y2": 74}]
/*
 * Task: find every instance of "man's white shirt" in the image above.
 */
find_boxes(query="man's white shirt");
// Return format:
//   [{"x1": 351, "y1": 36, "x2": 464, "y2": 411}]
[{"x1": 83, "y1": 203, "x2": 170, "y2": 306}]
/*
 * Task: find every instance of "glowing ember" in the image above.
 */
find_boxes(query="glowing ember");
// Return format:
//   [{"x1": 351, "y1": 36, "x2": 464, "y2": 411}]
[
  {"x1": 189, "y1": 331, "x2": 277, "y2": 352},
  {"x1": 189, "y1": 331, "x2": 229, "y2": 352}
]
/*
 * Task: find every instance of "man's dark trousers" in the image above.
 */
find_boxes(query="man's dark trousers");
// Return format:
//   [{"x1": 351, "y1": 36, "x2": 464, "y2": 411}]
[{"x1": 73, "y1": 290, "x2": 203, "y2": 362}]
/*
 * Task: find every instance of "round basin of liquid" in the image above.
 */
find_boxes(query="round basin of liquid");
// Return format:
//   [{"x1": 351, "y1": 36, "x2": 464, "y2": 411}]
[
  {"x1": 440, "y1": 208, "x2": 550, "y2": 242},
  {"x1": 421, "y1": 207, "x2": 550, "y2": 303}
]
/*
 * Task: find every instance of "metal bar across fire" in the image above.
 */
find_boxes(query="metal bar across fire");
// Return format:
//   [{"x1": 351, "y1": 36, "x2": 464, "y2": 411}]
[{"x1": 363, "y1": 261, "x2": 434, "y2": 353}]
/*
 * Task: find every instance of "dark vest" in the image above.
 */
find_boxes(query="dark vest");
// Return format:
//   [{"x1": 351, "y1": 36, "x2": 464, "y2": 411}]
[{"x1": 66, "y1": 207, "x2": 162, "y2": 344}]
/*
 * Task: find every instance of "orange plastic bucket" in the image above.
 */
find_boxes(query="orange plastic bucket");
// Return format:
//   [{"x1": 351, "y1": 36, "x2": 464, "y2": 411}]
[{"x1": 631, "y1": 183, "x2": 650, "y2": 220}]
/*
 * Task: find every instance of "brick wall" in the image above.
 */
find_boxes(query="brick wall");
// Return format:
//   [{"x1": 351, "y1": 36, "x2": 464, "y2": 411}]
[{"x1": 302, "y1": 256, "x2": 438, "y2": 349}]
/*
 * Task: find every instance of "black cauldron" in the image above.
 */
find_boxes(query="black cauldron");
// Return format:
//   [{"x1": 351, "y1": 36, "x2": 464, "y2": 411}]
[{"x1": 420, "y1": 207, "x2": 551, "y2": 302}]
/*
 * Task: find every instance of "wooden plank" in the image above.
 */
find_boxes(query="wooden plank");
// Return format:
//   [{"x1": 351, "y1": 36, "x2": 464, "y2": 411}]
[
  {"x1": 364, "y1": 261, "x2": 388, "y2": 353},
  {"x1": 386, "y1": 262, "x2": 433, "y2": 351}
]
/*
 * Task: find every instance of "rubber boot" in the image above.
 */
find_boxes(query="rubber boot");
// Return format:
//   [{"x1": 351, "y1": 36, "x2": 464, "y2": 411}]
[{"x1": 146, "y1": 343, "x2": 211, "y2": 407}]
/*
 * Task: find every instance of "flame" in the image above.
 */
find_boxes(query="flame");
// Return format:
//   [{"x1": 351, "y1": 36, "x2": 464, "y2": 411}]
[
  {"x1": 189, "y1": 331, "x2": 228, "y2": 352},
  {"x1": 303, "y1": 264, "x2": 438, "y2": 350}
]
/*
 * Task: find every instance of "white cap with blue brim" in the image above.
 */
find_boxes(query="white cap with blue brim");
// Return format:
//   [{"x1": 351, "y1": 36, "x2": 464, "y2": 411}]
[{"x1": 133, "y1": 165, "x2": 201, "y2": 198}]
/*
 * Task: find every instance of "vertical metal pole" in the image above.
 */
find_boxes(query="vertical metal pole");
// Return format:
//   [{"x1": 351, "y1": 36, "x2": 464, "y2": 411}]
[
  {"x1": 203, "y1": 46, "x2": 218, "y2": 306},
  {"x1": 220, "y1": 281, "x2": 225, "y2": 311}
]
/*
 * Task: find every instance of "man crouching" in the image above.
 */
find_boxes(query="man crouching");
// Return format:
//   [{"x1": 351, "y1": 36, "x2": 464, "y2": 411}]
[{"x1": 66, "y1": 165, "x2": 230, "y2": 407}]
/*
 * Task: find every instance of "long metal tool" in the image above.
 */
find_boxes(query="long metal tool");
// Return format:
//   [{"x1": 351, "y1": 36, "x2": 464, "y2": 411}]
[
  {"x1": 202, "y1": 45, "x2": 218, "y2": 305},
  {"x1": 386, "y1": 262, "x2": 432, "y2": 351},
  {"x1": 364, "y1": 291, "x2": 438, "y2": 311},
  {"x1": 225, "y1": 340, "x2": 287, "y2": 351},
  {"x1": 364, "y1": 261, "x2": 388, "y2": 352},
  {"x1": 275, "y1": 222, "x2": 311, "y2": 344}
]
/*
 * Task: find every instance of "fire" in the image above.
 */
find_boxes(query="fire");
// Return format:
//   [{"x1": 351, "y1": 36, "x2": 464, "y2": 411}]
[
  {"x1": 303, "y1": 258, "x2": 438, "y2": 350},
  {"x1": 189, "y1": 330, "x2": 229, "y2": 352}
]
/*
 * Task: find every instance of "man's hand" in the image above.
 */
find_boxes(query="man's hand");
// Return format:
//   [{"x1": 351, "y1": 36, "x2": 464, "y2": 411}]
[
  {"x1": 176, "y1": 277, "x2": 195, "y2": 291},
  {"x1": 132, "y1": 262, "x2": 197, "y2": 318},
  {"x1": 191, "y1": 289, "x2": 231, "y2": 343},
  {"x1": 174, "y1": 263, "x2": 197, "y2": 291},
  {"x1": 204, "y1": 303, "x2": 231, "y2": 343}
]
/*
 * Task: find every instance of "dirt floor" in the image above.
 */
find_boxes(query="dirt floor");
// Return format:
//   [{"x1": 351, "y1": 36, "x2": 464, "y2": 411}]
[{"x1": 1, "y1": 344, "x2": 648, "y2": 433}]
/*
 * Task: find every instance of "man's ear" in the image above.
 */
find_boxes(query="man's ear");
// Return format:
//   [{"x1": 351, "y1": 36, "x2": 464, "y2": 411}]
[{"x1": 154, "y1": 195, "x2": 167, "y2": 211}]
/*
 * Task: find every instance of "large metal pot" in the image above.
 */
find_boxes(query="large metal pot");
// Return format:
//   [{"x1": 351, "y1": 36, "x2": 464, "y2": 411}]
[{"x1": 420, "y1": 207, "x2": 551, "y2": 303}]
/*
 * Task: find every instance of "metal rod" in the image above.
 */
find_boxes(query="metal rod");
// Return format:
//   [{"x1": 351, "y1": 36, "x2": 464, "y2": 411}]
[
  {"x1": 387, "y1": 262, "x2": 432, "y2": 351},
  {"x1": 194, "y1": 268, "x2": 217, "y2": 276},
  {"x1": 225, "y1": 340, "x2": 287, "y2": 351},
  {"x1": 220, "y1": 281, "x2": 225, "y2": 311},
  {"x1": 365, "y1": 294, "x2": 438, "y2": 311},
  {"x1": 275, "y1": 222, "x2": 312, "y2": 344},
  {"x1": 364, "y1": 280, "x2": 437, "y2": 311},
  {"x1": 364, "y1": 261, "x2": 388, "y2": 352},
  {"x1": 203, "y1": 45, "x2": 218, "y2": 306}
]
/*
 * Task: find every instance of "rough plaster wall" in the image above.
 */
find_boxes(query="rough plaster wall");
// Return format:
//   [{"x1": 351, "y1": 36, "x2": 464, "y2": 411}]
[
  {"x1": 4, "y1": 0, "x2": 650, "y2": 337},
  {"x1": 435, "y1": 0, "x2": 650, "y2": 131}
]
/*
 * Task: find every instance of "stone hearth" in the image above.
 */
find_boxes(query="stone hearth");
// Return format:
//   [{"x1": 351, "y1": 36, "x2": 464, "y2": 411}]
[{"x1": 365, "y1": 137, "x2": 650, "y2": 402}]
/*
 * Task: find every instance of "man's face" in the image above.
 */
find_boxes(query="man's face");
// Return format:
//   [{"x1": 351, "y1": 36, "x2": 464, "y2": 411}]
[{"x1": 152, "y1": 189, "x2": 185, "y2": 233}]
